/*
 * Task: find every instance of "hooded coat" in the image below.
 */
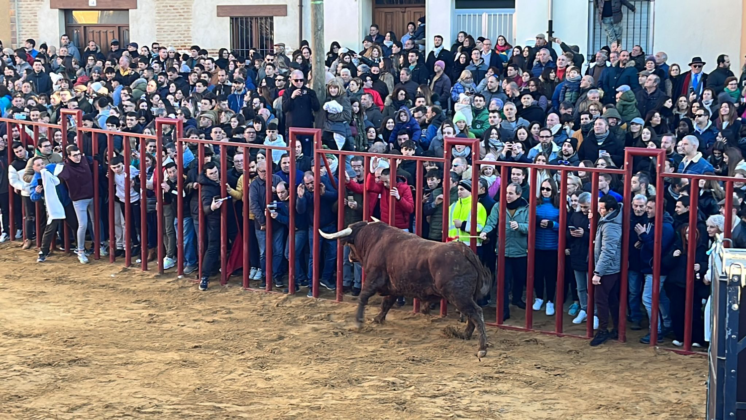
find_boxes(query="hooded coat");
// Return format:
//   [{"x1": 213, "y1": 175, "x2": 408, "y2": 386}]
[
  {"x1": 365, "y1": 173, "x2": 414, "y2": 230},
  {"x1": 617, "y1": 90, "x2": 641, "y2": 122},
  {"x1": 593, "y1": 204, "x2": 624, "y2": 276},
  {"x1": 388, "y1": 106, "x2": 422, "y2": 144}
]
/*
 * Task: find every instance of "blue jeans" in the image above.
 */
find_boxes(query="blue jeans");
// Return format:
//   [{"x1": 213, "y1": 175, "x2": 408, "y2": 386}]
[
  {"x1": 628, "y1": 270, "x2": 644, "y2": 323},
  {"x1": 256, "y1": 226, "x2": 285, "y2": 280},
  {"x1": 343, "y1": 245, "x2": 362, "y2": 289},
  {"x1": 643, "y1": 274, "x2": 672, "y2": 333},
  {"x1": 176, "y1": 217, "x2": 198, "y2": 267},
  {"x1": 308, "y1": 226, "x2": 337, "y2": 281},
  {"x1": 285, "y1": 228, "x2": 308, "y2": 283},
  {"x1": 574, "y1": 270, "x2": 589, "y2": 312}
]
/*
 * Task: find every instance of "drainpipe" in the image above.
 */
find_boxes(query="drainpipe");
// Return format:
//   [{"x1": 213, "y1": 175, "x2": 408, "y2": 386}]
[
  {"x1": 299, "y1": 0, "x2": 304, "y2": 47},
  {"x1": 547, "y1": 0, "x2": 554, "y2": 48}
]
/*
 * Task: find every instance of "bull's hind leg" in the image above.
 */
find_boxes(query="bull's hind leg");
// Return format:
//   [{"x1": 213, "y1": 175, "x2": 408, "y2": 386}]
[
  {"x1": 374, "y1": 295, "x2": 397, "y2": 324},
  {"x1": 457, "y1": 301, "x2": 489, "y2": 359}
]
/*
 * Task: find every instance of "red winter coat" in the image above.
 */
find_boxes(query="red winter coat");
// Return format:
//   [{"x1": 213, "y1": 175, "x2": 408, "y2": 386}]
[{"x1": 365, "y1": 173, "x2": 414, "y2": 230}]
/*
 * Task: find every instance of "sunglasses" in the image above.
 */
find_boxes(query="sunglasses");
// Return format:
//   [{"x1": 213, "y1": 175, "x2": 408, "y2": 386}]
[
  {"x1": 693, "y1": 65, "x2": 702, "y2": 68},
  {"x1": 541, "y1": 187, "x2": 552, "y2": 192},
  {"x1": 292, "y1": 78, "x2": 304, "y2": 82}
]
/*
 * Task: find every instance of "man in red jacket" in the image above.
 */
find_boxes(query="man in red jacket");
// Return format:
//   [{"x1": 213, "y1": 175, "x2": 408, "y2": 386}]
[{"x1": 365, "y1": 160, "x2": 414, "y2": 231}]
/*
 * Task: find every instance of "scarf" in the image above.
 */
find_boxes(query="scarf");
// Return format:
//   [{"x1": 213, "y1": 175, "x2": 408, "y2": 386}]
[
  {"x1": 452, "y1": 146, "x2": 471, "y2": 159},
  {"x1": 581, "y1": 122, "x2": 593, "y2": 136},
  {"x1": 595, "y1": 130, "x2": 610, "y2": 145},
  {"x1": 383, "y1": 40, "x2": 393, "y2": 48},
  {"x1": 488, "y1": 137, "x2": 504, "y2": 151},
  {"x1": 481, "y1": 174, "x2": 496, "y2": 186},
  {"x1": 432, "y1": 45, "x2": 444, "y2": 56},
  {"x1": 725, "y1": 87, "x2": 741, "y2": 103},
  {"x1": 506, "y1": 198, "x2": 523, "y2": 210}
]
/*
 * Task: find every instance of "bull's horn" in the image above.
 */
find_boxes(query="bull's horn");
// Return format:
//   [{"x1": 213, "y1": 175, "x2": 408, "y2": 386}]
[
  {"x1": 370, "y1": 217, "x2": 381, "y2": 223},
  {"x1": 319, "y1": 227, "x2": 353, "y2": 240}
]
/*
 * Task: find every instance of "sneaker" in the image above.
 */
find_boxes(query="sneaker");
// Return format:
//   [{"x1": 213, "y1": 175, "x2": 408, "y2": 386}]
[
  {"x1": 320, "y1": 278, "x2": 336, "y2": 291},
  {"x1": 568, "y1": 302, "x2": 580, "y2": 317},
  {"x1": 249, "y1": 267, "x2": 257, "y2": 279},
  {"x1": 283, "y1": 284, "x2": 300, "y2": 293},
  {"x1": 274, "y1": 278, "x2": 284, "y2": 288},
  {"x1": 572, "y1": 310, "x2": 588, "y2": 324},
  {"x1": 593, "y1": 316, "x2": 599, "y2": 330},
  {"x1": 115, "y1": 249, "x2": 125, "y2": 258},
  {"x1": 0, "y1": 232, "x2": 9, "y2": 242},
  {"x1": 352, "y1": 287, "x2": 361, "y2": 297},
  {"x1": 640, "y1": 333, "x2": 665, "y2": 344},
  {"x1": 610, "y1": 329, "x2": 619, "y2": 340},
  {"x1": 37, "y1": 252, "x2": 47, "y2": 263},
  {"x1": 84, "y1": 248, "x2": 94, "y2": 256},
  {"x1": 199, "y1": 277, "x2": 208, "y2": 291},
  {"x1": 184, "y1": 265, "x2": 197, "y2": 275},
  {"x1": 545, "y1": 302, "x2": 555, "y2": 316},
  {"x1": 15, "y1": 229, "x2": 22, "y2": 239},
  {"x1": 692, "y1": 342, "x2": 703, "y2": 348},
  {"x1": 163, "y1": 257, "x2": 176, "y2": 270},
  {"x1": 672, "y1": 340, "x2": 684, "y2": 347},
  {"x1": 590, "y1": 330, "x2": 610, "y2": 347},
  {"x1": 259, "y1": 281, "x2": 266, "y2": 289},
  {"x1": 99, "y1": 246, "x2": 109, "y2": 257},
  {"x1": 253, "y1": 269, "x2": 263, "y2": 281},
  {"x1": 660, "y1": 326, "x2": 674, "y2": 339},
  {"x1": 512, "y1": 300, "x2": 526, "y2": 310},
  {"x1": 532, "y1": 298, "x2": 544, "y2": 311},
  {"x1": 629, "y1": 320, "x2": 643, "y2": 331},
  {"x1": 307, "y1": 288, "x2": 314, "y2": 298},
  {"x1": 76, "y1": 251, "x2": 89, "y2": 264}
]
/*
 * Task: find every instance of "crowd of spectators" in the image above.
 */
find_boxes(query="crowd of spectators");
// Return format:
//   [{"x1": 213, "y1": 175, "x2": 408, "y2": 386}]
[{"x1": 1, "y1": 21, "x2": 745, "y2": 347}]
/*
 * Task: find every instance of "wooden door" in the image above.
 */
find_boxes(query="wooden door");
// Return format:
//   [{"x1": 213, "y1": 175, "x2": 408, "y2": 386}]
[
  {"x1": 86, "y1": 26, "x2": 118, "y2": 55},
  {"x1": 373, "y1": 6, "x2": 425, "y2": 40}
]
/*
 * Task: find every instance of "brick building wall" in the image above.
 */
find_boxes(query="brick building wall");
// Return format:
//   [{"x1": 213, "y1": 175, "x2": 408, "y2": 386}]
[
  {"x1": 15, "y1": 0, "x2": 44, "y2": 48},
  {"x1": 154, "y1": 0, "x2": 194, "y2": 51}
]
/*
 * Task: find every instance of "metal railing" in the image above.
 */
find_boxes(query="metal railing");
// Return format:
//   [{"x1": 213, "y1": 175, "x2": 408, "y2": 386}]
[
  {"x1": 586, "y1": 0, "x2": 653, "y2": 57},
  {"x1": 454, "y1": 9, "x2": 516, "y2": 47}
]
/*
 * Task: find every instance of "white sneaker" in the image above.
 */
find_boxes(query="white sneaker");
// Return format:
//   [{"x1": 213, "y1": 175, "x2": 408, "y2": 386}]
[
  {"x1": 249, "y1": 267, "x2": 257, "y2": 279},
  {"x1": 672, "y1": 340, "x2": 684, "y2": 347},
  {"x1": 15, "y1": 229, "x2": 22, "y2": 239},
  {"x1": 163, "y1": 257, "x2": 176, "y2": 270},
  {"x1": 0, "y1": 232, "x2": 9, "y2": 243},
  {"x1": 545, "y1": 302, "x2": 555, "y2": 316},
  {"x1": 76, "y1": 251, "x2": 89, "y2": 264},
  {"x1": 252, "y1": 268, "x2": 263, "y2": 280},
  {"x1": 100, "y1": 246, "x2": 109, "y2": 257},
  {"x1": 593, "y1": 316, "x2": 599, "y2": 330},
  {"x1": 572, "y1": 310, "x2": 588, "y2": 324},
  {"x1": 532, "y1": 298, "x2": 544, "y2": 311},
  {"x1": 692, "y1": 342, "x2": 703, "y2": 348}
]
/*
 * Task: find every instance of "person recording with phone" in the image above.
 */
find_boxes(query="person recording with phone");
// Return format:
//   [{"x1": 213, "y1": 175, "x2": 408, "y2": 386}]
[
  {"x1": 248, "y1": 160, "x2": 284, "y2": 289},
  {"x1": 197, "y1": 162, "x2": 226, "y2": 291}
]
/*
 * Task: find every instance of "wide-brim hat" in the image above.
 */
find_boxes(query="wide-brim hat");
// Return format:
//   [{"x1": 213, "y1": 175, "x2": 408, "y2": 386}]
[{"x1": 688, "y1": 56, "x2": 706, "y2": 66}]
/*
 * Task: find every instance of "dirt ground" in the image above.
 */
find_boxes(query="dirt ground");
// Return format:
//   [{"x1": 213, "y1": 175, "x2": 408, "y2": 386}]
[{"x1": 0, "y1": 244, "x2": 707, "y2": 420}]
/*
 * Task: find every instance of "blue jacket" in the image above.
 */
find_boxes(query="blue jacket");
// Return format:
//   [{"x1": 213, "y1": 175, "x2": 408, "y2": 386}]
[
  {"x1": 678, "y1": 153, "x2": 715, "y2": 174},
  {"x1": 228, "y1": 88, "x2": 249, "y2": 113},
  {"x1": 273, "y1": 196, "x2": 309, "y2": 231},
  {"x1": 277, "y1": 169, "x2": 304, "y2": 187},
  {"x1": 299, "y1": 175, "x2": 337, "y2": 228},
  {"x1": 599, "y1": 189, "x2": 623, "y2": 202},
  {"x1": 29, "y1": 164, "x2": 71, "y2": 207},
  {"x1": 639, "y1": 212, "x2": 675, "y2": 275},
  {"x1": 531, "y1": 60, "x2": 556, "y2": 78},
  {"x1": 692, "y1": 122, "x2": 718, "y2": 153},
  {"x1": 535, "y1": 197, "x2": 560, "y2": 250},
  {"x1": 388, "y1": 106, "x2": 422, "y2": 144},
  {"x1": 551, "y1": 81, "x2": 565, "y2": 111}
]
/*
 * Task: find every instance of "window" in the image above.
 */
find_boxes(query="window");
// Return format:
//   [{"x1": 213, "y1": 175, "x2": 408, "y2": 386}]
[{"x1": 230, "y1": 17, "x2": 274, "y2": 58}]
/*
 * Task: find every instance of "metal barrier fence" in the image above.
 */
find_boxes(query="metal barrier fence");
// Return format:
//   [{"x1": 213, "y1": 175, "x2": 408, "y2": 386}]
[{"x1": 0, "y1": 115, "x2": 732, "y2": 355}]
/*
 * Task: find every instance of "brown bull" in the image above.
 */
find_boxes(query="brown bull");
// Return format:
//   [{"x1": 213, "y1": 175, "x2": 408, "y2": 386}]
[{"x1": 320, "y1": 220, "x2": 491, "y2": 358}]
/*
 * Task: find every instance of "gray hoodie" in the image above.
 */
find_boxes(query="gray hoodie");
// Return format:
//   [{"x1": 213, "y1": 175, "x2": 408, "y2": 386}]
[{"x1": 593, "y1": 203, "x2": 623, "y2": 276}]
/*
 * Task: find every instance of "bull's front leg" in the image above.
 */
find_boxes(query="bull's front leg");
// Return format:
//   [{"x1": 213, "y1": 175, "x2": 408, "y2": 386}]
[
  {"x1": 374, "y1": 295, "x2": 397, "y2": 324},
  {"x1": 356, "y1": 287, "x2": 377, "y2": 328}
]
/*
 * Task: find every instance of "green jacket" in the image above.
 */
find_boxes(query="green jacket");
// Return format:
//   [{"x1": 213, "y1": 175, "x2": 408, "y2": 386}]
[
  {"x1": 616, "y1": 90, "x2": 641, "y2": 123},
  {"x1": 448, "y1": 196, "x2": 487, "y2": 245},
  {"x1": 482, "y1": 198, "x2": 529, "y2": 257},
  {"x1": 471, "y1": 107, "x2": 490, "y2": 138},
  {"x1": 423, "y1": 187, "x2": 444, "y2": 240}
]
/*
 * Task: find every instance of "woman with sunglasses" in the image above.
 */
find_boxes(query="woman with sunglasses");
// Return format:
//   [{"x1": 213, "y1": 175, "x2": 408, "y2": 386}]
[{"x1": 533, "y1": 177, "x2": 561, "y2": 316}]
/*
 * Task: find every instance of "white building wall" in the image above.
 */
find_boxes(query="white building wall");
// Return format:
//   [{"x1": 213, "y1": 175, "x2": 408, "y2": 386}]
[
  {"x1": 549, "y1": 0, "x2": 589, "y2": 62},
  {"x1": 652, "y1": 0, "x2": 743, "y2": 74},
  {"x1": 324, "y1": 0, "x2": 363, "y2": 50},
  {"x1": 129, "y1": 1, "x2": 156, "y2": 45},
  {"x1": 426, "y1": 0, "x2": 454, "y2": 52},
  {"x1": 36, "y1": 0, "x2": 62, "y2": 47},
  {"x1": 514, "y1": 0, "x2": 548, "y2": 49}
]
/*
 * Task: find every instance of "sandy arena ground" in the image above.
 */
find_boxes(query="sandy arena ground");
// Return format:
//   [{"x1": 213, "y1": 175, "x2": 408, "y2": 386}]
[{"x1": 0, "y1": 244, "x2": 707, "y2": 419}]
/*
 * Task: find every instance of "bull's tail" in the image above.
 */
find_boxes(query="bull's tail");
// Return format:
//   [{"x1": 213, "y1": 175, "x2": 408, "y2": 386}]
[{"x1": 460, "y1": 245, "x2": 492, "y2": 299}]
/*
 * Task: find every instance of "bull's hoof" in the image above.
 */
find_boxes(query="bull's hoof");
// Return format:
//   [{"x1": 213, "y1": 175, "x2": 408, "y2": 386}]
[
  {"x1": 477, "y1": 350, "x2": 487, "y2": 360},
  {"x1": 373, "y1": 315, "x2": 386, "y2": 324},
  {"x1": 355, "y1": 318, "x2": 363, "y2": 329}
]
